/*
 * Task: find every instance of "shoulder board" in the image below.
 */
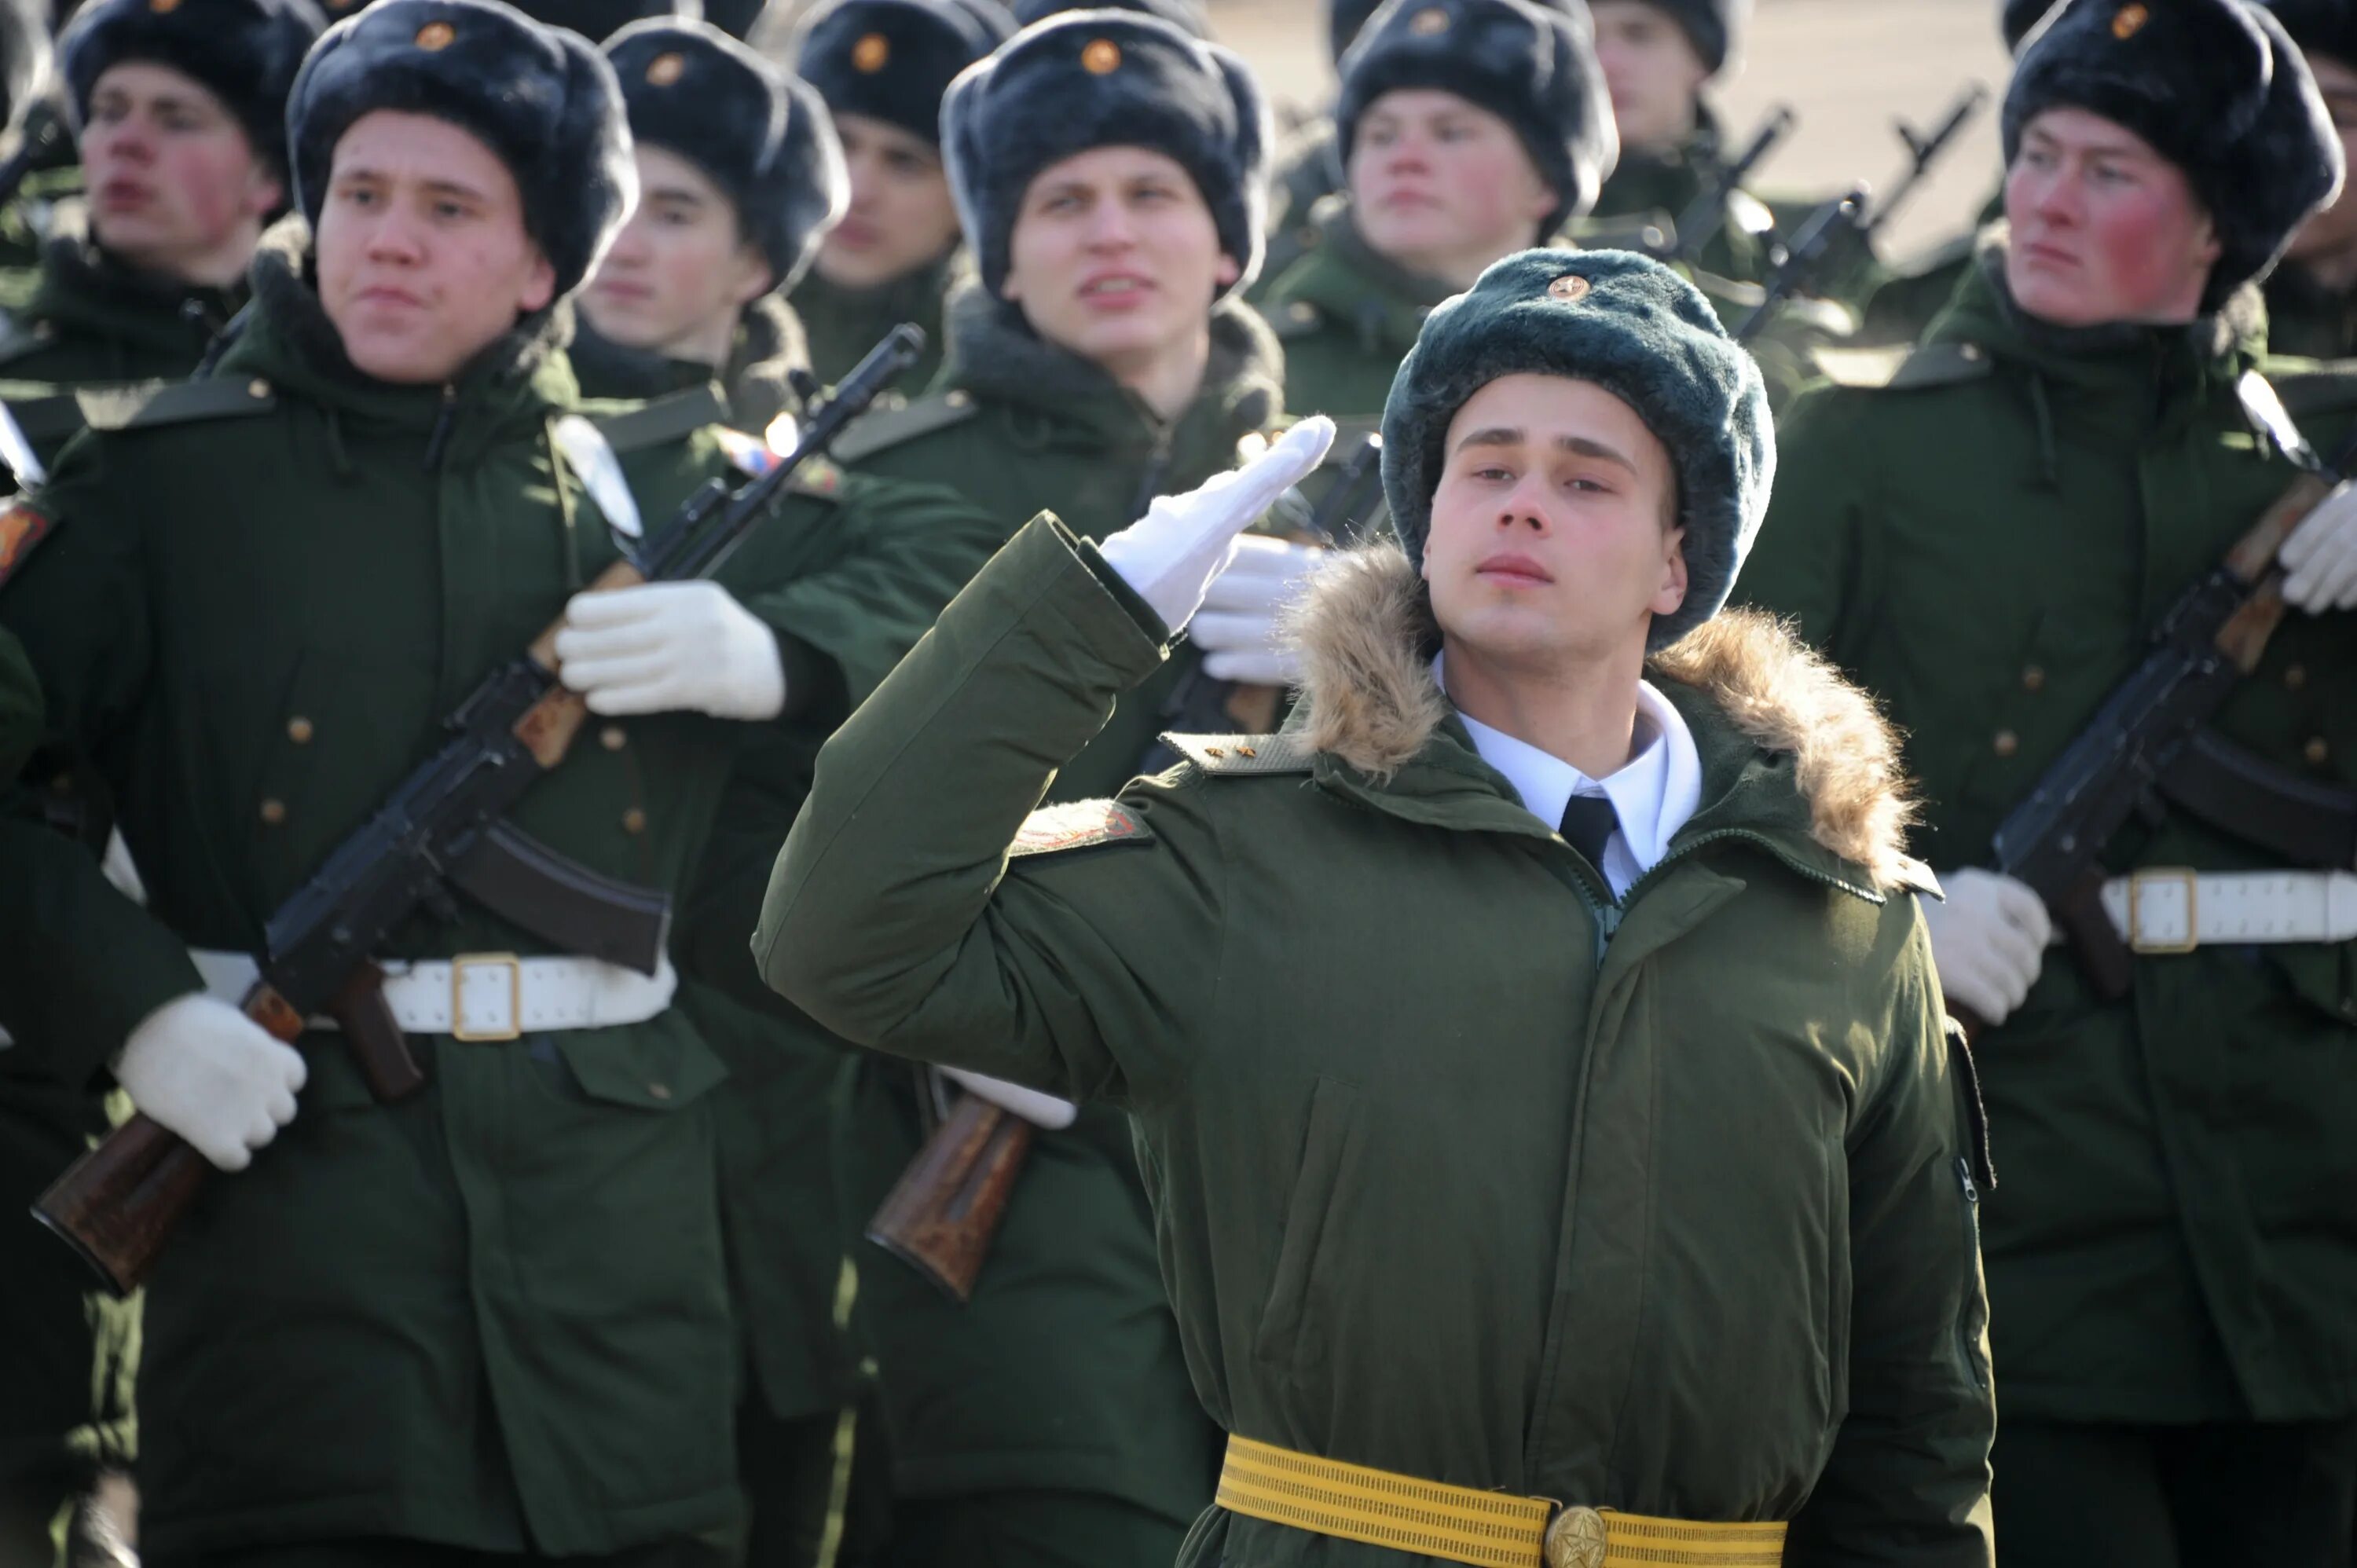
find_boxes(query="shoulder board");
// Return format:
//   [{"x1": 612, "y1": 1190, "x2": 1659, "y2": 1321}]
[
  {"x1": 1265, "y1": 296, "x2": 1326, "y2": 341},
  {"x1": 830, "y1": 388, "x2": 980, "y2": 465},
  {"x1": 1160, "y1": 733, "x2": 1314, "y2": 775},
  {"x1": 0, "y1": 499, "x2": 57, "y2": 588},
  {"x1": 588, "y1": 384, "x2": 730, "y2": 455},
  {"x1": 79, "y1": 375, "x2": 276, "y2": 431},
  {"x1": 1006, "y1": 798, "x2": 1153, "y2": 859},
  {"x1": 2261, "y1": 360, "x2": 2357, "y2": 416},
  {"x1": 1890, "y1": 855, "x2": 1943, "y2": 900},
  {"x1": 1810, "y1": 339, "x2": 1992, "y2": 391}
]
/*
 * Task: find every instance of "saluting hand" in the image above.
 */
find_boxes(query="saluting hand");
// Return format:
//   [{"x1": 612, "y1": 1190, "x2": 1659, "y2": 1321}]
[
  {"x1": 555, "y1": 581, "x2": 788, "y2": 721},
  {"x1": 115, "y1": 994, "x2": 308, "y2": 1173},
  {"x1": 1098, "y1": 416, "x2": 1336, "y2": 636},
  {"x1": 1921, "y1": 867, "x2": 2053, "y2": 1027},
  {"x1": 1189, "y1": 535, "x2": 1327, "y2": 687},
  {"x1": 2281, "y1": 482, "x2": 2357, "y2": 614}
]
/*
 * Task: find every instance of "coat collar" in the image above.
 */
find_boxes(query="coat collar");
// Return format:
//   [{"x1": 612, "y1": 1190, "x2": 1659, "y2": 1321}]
[
  {"x1": 25, "y1": 202, "x2": 244, "y2": 350},
  {"x1": 1285, "y1": 543, "x2": 1922, "y2": 897},
  {"x1": 568, "y1": 292, "x2": 809, "y2": 434}
]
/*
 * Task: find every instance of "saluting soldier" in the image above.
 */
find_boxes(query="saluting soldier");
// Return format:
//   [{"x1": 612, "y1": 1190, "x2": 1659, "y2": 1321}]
[
  {"x1": 2264, "y1": 0, "x2": 2357, "y2": 357},
  {"x1": 788, "y1": 0, "x2": 1014, "y2": 396},
  {"x1": 1255, "y1": 0, "x2": 1613, "y2": 423},
  {"x1": 0, "y1": 0, "x2": 320, "y2": 408},
  {"x1": 0, "y1": 2, "x2": 990, "y2": 1565},
  {"x1": 760, "y1": 247, "x2": 1997, "y2": 1568},
  {"x1": 1743, "y1": 1, "x2": 2357, "y2": 1560}
]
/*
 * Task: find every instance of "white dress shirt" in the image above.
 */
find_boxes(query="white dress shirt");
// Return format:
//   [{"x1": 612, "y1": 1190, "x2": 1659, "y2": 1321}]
[{"x1": 1436, "y1": 656, "x2": 1703, "y2": 900}]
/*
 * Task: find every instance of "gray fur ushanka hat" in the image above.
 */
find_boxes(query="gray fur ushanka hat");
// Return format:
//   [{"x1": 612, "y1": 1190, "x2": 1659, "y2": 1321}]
[
  {"x1": 942, "y1": 9, "x2": 1272, "y2": 304},
  {"x1": 287, "y1": 0, "x2": 637, "y2": 299},
  {"x1": 1380, "y1": 247, "x2": 1773, "y2": 651},
  {"x1": 607, "y1": 20, "x2": 849, "y2": 291},
  {"x1": 1335, "y1": 0, "x2": 1617, "y2": 236},
  {"x1": 2003, "y1": 0, "x2": 2343, "y2": 311},
  {"x1": 794, "y1": 0, "x2": 1014, "y2": 147},
  {"x1": 61, "y1": 0, "x2": 325, "y2": 174}
]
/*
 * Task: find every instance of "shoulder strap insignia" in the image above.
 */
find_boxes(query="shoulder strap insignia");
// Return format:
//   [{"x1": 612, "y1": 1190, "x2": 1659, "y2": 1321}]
[
  {"x1": 588, "y1": 385, "x2": 729, "y2": 454},
  {"x1": 0, "y1": 500, "x2": 57, "y2": 587},
  {"x1": 79, "y1": 375, "x2": 275, "y2": 431},
  {"x1": 1812, "y1": 339, "x2": 1992, "y2": 391},
  {"x1": 1161, "y1": 733, "x2": 1314, "y2": 775},
  {"x1": 830, "y1": 389, "x2": 979, "y2": 465},
  {"x1": 1007, "y1": 798, "x2": 1151, "y2": 859}
]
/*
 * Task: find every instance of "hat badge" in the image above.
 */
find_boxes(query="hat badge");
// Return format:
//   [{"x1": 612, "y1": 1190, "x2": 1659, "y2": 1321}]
[
  {"x1": 147, "y1": 0, "x2": 181, "y2": 13},
  {"x1": 1081, "y1": 37, "x2": 1122, "y2": 74},
  {"x1": 1409, "y1": 6, "x2": 1450, "y2": 35},
  {"x1": 1548, "y1": 273, "x2": 1592, "y2": 303},
  {"x1": 647, "y1": 52, "x2": 686, "y2": 86},
  {"x1": 852, "y1": 32, "x2": 891, "y2": 72},
  {"x1": 414, "y1": 19, "x2": 456, "y2": 49},
  {"x1": 2111, "y1": 2, "x2": 2146, "y2": 38}
]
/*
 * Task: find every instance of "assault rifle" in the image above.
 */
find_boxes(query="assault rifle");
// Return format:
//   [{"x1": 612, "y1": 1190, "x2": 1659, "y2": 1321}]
[
  {"x1": 1734, "y1": 86, "x2": 1989, "y2": 341},
  {"x1": 1653, "y1": 105, "x2": 1796, "y2": 269},
  {"x1": 34, "y1": 326, "x2": 926, "y2": 1294},
  {"x1": 867, "y1": 432, "x2": 1389, "y2": 1305},
  {"x1": 1967, "y1": 407, "x2": 2357, "y2": 1028}
]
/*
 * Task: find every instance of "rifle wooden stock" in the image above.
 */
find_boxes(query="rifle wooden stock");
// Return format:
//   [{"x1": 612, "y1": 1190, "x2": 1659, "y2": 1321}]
[{"x1": 866, "y1": 1092, "x2": 1036, "y2": 1303}]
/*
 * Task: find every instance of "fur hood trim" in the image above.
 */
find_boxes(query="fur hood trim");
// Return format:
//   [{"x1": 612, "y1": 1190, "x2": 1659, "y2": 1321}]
[{"x1": 1288, "y1": 540, "x2": 1919, "y2": 888}]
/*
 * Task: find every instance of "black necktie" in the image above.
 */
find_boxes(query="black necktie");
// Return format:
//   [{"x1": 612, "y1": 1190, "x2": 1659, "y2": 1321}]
[{"x1": 1559, "y1": 794, "x2": 1619, "y2": 870}]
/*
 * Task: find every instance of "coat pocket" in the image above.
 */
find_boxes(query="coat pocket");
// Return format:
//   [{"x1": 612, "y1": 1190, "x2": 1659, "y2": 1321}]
[{"x1": 1252, "y1": 1074, "x2": 1362, "y2": 1386}]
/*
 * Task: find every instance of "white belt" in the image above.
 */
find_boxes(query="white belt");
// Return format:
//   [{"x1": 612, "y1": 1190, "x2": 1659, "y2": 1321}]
[
  {"x1": 190, "y1": 948, "x2": 676, "y2": 1042},
  {"x1": 2084, "y1": 870, "x2": 2357, "y2": 953}
]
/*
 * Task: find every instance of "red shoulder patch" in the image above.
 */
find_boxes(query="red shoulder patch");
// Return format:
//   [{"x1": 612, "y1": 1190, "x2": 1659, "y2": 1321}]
[
  {"x1": 1007, "y1": 799, "x2": 1149, "y2": 859},
  {"x1": 0, "y1": 501, "x2": 54, "y2": 587}
]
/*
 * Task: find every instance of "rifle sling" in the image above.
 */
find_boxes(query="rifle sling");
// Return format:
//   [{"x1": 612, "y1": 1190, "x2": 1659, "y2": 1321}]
[{"x1": 2159, "y1": 727, "x2": 2357, "y2": 872}]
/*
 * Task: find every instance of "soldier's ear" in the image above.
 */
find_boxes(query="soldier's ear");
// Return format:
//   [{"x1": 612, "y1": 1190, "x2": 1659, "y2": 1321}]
[
  {"x1": 1215, "y1": 251, "x2": 1241, "y2": 289},
  {"x1": 519, "y1": 247, "x2": 558, "y2": 316}
]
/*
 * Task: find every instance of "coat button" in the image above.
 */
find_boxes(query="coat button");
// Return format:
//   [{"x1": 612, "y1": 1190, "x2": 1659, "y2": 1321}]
[
  {"x1": 621, "y1": 807, "x2": 647, "y2": 834},
  {"x1": 2285, "y1": 664, "x2": 2308, "y2": 691},
  {"x1": 1959, "y1": 343, "x2": 1985, "y2": 361},
  {"x1": 259, "y1": 797, "x2": 288, "y2": 826},
  {"x1": 1992, "y1": 731, "x2": 2020, "y2": 758},
  {"x1": 247, "y1": 378, "x2": 270, "y2": 398},
  {"x1": 647, "y1": 1082, "x2": 672, "y2": 1101},
  {"x1": 599, "y1": 725, "x2": 627, "y2": 751},
  {"x1": 945, "y1": 390, "x2": 971, "y2": 408},
  {"x1": 286, "y1": 716, "x2": 314, "y2": 745},
  {"x1": 2021, "y1": 665, "x2": 2045, "y2": 692},
  {"x1": 2306, "y1": 737, "x2": 2331, "y2": 767}
]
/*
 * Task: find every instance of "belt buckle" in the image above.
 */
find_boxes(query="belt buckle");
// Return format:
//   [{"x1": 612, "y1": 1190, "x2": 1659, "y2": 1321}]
[
  {"x1": 1542, "y1": 1505, "x2": 1608, "y2": 1568},
  {"x1": 449, "y1": 952, "x2": 523, "y2": 1042},
  {"x1": 2127, "y1": 867, "x2": 2199, "y2": 954}
]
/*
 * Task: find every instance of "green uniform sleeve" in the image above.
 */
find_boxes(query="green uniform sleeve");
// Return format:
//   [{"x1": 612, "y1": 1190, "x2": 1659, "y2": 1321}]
[
  {"x1": 0, "y1": 622, "x2": 38, "y2": 781},
  {"x1": 1735, "y1": 383, "x2": 1875, "y2": 662},
  {"x1": 0, "y1": 445, "x2": 205, "y2": 1083},
  {"x1": 1786, "y1": 911, "x2": 1996, "y2": 1566},
  {"x1": 755, "y1": 512, "x2": 1226, "y2": 1108}
]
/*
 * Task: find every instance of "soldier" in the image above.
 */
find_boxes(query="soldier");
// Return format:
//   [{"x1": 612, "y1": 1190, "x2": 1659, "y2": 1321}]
[
  {"x1": 577, "y1": 19, "x2": 846, "y2": 431},
  {"x1": 0, "y1": 5, "x2": 989, "y2": 1567},
  {"x1": 758, "y1": 247, "x2": 1997, "y2": 1568},
  {"x1": 1585, "y1": 0, "x2": 1777, "y2": 282},
  {"x1": 819, "y1": 14, "x2": 1294, "y2": 1564},
  {"x1": 1743, "y1": 1, "x2": 2357, "y2": 1561},
  {"x1": 789, "y1": 0, "x2": 1014, "y2": 394},
  {"x1": 1255, "y1": 0, "x2": 1615, "y2": 420},
  {"x1": 0, "y1": 0, "x2": 320, "y2": 395},
  {"x1": 2264, "y1": 0, "x2": 2357, "y2": 357}
]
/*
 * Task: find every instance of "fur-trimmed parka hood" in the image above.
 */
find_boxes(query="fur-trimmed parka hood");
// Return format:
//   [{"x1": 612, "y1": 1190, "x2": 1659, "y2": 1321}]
[{"x1": 1286, "y1": 540, "x2": 1921, "y2": 892}]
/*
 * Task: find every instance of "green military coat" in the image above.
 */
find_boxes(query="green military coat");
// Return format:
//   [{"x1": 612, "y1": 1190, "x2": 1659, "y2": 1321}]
[
  {"x1": 1254, "y1": 115, "x2": 1343, "y2": 300},
  {"x1": 1590, "y1": 108, "x2": 1778, "y2": 287},
  {"x1": 0, "y1": 209, "x2": 242, "y2": 385},
  {"x1": 1743, "y1": 249, "x2": 2357, "y2": 1426},
  {"x1": 571, "y1": 292, "x2": 807, "y2": 439},
  {"x1": 757, "y1": 516, "x2": 1996, "y2": 1566},
  {"x1": 790, "y1": 251, "x2": 959, "y2": 398},
  {"x1": 0, "y1": 227, "x2": 988, "y2": 1559},
  {"x1": 0, "y1": 624, "x2": 33, "y2": 782},
  {"x1": 2263, "y1": 259, "x2": 2357, "y2": 361}
]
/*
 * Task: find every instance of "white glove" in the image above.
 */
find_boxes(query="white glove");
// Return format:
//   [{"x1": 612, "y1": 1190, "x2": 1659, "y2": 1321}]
[
  {"x1": 941, "y1": 1066, "x2": 1079, "y2": 1130},
  {"x1": 554, "y1": 581, "x2": 786, "y2": 720},
  {"x1": 114, "y1": 994, "x2": 307, "y2": 1172},
  {"x1": 1922, "y1": 867, "x2": 2053, "y2": 1026},
  {"x1": 1190, "y1": 535, "x2": 1326, "y2": 686},
  {"x1": 1098, "y1": 417, "x2": 1336, "y2": 633},
  {"x1": 2281, "y1": 481, "x2": 2357, "y2": 613}
]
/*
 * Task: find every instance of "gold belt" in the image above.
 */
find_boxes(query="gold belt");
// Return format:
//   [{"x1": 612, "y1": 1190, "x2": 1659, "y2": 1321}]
[{"x1": 1215, "y1": 1434, "x2": 1787, "y2": 1568}]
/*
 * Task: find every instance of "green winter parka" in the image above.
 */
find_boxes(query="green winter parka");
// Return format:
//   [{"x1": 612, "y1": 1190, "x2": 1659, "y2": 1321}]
[
  {"x1": 756, "y1": 515, "x2": 1996, "y2": 1566},
  {"x1": 1742, "y1": 239, "x2": 2357, "y2": 1426}
]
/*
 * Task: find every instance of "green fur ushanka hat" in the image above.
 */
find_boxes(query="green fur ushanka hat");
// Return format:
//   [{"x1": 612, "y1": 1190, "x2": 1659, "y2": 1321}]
[
  {"x1": 794, "y1": 0, "x2": 1014, "y2": 148},
  {"x1": 2264, "y1": 0, "x2": 2357, "y2": 68},
  {"x1": 2004, "y1": 0, "x2": 2342, "y2": 311},
  {"x1": 1335, "y1": 0, "x2": 1617, "y2": 236},
  {"x1": 288, "y1": 0, "x2": 636, "y2": 301},
  {"x1": 942, "y1": 10, "x2": 1271, "y2": 304},
  {"x1": 1380, "y1": 248, "x2": 1773, "y2": 651},
  {"x1": 607, "y1": 20, "x2": 849, "y2": 291},
  {"x1": 61, "y1": 0, "x2": 325, "y2": 175}
]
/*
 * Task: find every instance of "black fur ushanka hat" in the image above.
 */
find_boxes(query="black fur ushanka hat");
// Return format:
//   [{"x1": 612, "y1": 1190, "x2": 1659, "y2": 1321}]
[
  {"x1": 62, "y1": 0, "x2": 324, "y2": 174},
  {"x1": 794, "y1": 0, "x2": 1014, "y2": 147}
]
